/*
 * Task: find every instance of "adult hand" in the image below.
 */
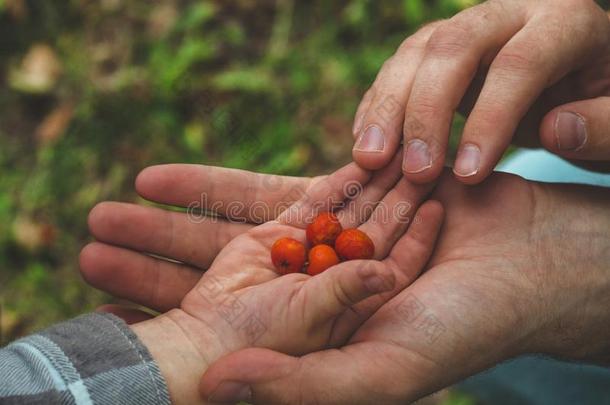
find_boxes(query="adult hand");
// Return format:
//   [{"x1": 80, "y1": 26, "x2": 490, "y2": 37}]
[
  {"x1": 352, "y1": 0, "x2": 610, "y2": 183},
  {"x1": 80, "y1": 157, "x2": 444, "y2": 403},
  {"x1": 199, "y1": 171, "x2": 610, "y2": 404}
]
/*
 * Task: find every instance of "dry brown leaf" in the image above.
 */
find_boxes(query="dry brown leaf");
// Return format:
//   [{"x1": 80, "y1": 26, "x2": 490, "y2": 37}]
[
  {"x1": 12, "y1": 217, "x2": 56, "y2": 251},
  {"x1": 36, "y1": 103, "x2": 75, "y2": 144},
  {"x1": 9, "y1": 44, "x2": 62, "y2": 93}
]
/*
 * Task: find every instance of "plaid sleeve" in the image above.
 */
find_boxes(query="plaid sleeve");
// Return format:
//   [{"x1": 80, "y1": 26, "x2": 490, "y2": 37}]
[{"x1": 0, "y1": 312, "x2": 170, "y2": 405}]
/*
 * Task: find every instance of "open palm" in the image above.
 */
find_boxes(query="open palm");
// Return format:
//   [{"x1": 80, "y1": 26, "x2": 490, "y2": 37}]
[
  {"x1": 199, "y1": 170, "x2": 609, "y2": 404},
  {"x1": 81, "y1": 154, "x2": 443, "y2": 363}
]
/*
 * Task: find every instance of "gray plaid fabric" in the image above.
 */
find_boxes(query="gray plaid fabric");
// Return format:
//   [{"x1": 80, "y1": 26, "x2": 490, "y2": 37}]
[{"x1": 0, "y1": 313, "x2": 170, "y2": 404}]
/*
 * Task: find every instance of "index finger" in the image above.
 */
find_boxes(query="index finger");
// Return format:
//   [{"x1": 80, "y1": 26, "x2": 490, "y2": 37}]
[{"x1": 136, "y1": 164, "x2": 312, "y2": 223}]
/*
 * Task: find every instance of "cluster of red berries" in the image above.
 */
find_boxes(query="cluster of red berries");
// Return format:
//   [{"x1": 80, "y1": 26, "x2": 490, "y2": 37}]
[{"x1": 271, "y1": 212, "x2": 375, "y2": 276}]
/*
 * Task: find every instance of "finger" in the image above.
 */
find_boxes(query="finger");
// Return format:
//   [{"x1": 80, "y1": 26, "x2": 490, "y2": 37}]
[
  {"x1": 88, "y1": 201, "x2": 251, "y2": 268},
  {"x1": 358, "y1": 177, "x2": 436, "y2": 259},
  {"x1": 352, "y1": 86, "x2": 376, "y2": 137},
  {"x1": 79, "y1": 242, "x2": 200, "y2": 311},
  {"x1": 278, "y1": 162, "x2": 371, "y2": 228},
  {"x1": 403, "y1": 2, "x2": 524, "y2": 183},
  {"x1": 329, "y1": 200, "x2": 444, "y2": 341},
  {"x1": 384, "y1": 200, "x2": 444, "y2": 283},
  {"x1": 337, "y1": 149, "x2": 403, "y2": 228},
  {"x1": 352, "y1": 22, "x2": 440, "y2": 170},
  {"x1": 301, "y1": 260, "x2": 395, "y2": 324},
  {"x1": 96, "y1": 304, "x2": 154, "y2": 324},
  {"x1": 539, "y1": 97, "x2": 610, "y2": 161},
  {"x1": 455, "y1": 9, "x2": 608, "y2": 184},
  {"x1": 201, "y1": 346, "x2": 401, "y2": 405},
  {"x1": 136, "y1": 164, "x2": 311, "y2": 222}
]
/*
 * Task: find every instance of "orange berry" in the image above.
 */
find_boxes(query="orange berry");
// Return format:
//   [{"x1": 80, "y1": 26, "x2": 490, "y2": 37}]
[
  {"x1": 335, "y1": 229, "x2": 375, "y2": 261},
  {"x1": 306, "y1": 212, "x2": 343, "y2": 246},
  {"x1": 307, "y1": 245, "x2": 340, "y2": 276},
  {"x1": 271, "y1": 237, "x2": 306, "y2": 274}
]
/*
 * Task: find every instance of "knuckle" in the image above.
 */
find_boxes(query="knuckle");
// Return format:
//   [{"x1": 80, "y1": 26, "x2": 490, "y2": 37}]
[
  {"x1": 362, "y1": 86, "x2": 375, "y2": 103},
  {"x1": 454, "y1": 4, "x2": 494, "y2": 24},
  {"x1": 492, "y1": 46, "x2": 542, "y2": 75},
  {"x1": 397, "y1": 20, "x2": 445, "y2": 54},
  {"x1": 425, "y1": 22, "x2": 473, "y2": 59},
  {"x1": 378, "y1": 55, "x2": 396, "y2": 75},
  {"x1": 333, "y1": 277, "x2": 357, "y2": 308},
  {"x1": 467, "y1": 102, "x2": 509, "y2": 130},
  {"x1": 402, "y1": 112, "x2": 428, "y2": 139},
  {"x1": 405, "y1": 97, "x2": 442, "y2": 126},
  {"x1": 370, "y1": 94, "x2": 403, "y2": 126},
  {"x1": 396, "y1": 34, "x2": 427, "y2": 54}
]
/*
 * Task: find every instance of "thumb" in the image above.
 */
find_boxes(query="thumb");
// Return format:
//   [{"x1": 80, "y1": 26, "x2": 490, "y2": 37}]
[
  {"x1": 200, "y1": 348, "x2": 381, "y2": 405},
  {"x1": 540, "y1": 97, "x2": 610, "y2": 161},
  {"x1": 301, "y1": 260, "x2": 395, "y2": 325}
]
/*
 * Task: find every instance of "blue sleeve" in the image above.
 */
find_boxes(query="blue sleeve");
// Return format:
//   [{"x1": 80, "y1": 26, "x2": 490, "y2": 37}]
[{"x1": 0, "y1": 312, "x2": 170, "y2": 404}]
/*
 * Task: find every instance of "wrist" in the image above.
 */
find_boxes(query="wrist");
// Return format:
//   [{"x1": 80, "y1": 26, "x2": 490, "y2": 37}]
[
  {"x1": 526, "y1": 183, "x2": 610, "y2": 363},
  {"x1": 131, "y1": 309, "x2": 229, "y2": 405}
]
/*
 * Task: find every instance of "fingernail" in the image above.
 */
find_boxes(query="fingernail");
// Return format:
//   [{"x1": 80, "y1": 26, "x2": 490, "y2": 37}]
[
  {"x1": 453, "y1": 143, "x2": 480, "y2": 177},
  {"x1": 403, "y1": 139, "x2": 431, "y2": 173},
  {"x1": 555, "y1": 111, "x2": 587, "y2": 151},
  {"x1": 363, "y1": 275, "x2": 393, "y2": 293},
  {"x1": 354, "y1": 125, "x2": 385, "y2": 153},
  {"x1": 208, "y1": 381, "x2": 252, "y2": 403}
]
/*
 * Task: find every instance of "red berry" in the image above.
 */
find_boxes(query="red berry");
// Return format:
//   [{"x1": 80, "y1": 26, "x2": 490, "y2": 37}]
[
  {"x1": 271, "y1": 237, "x2": 306, "y2": 274},
  {"x1": 306, "y1": 212, "x2": 343, "y2": 246},
  {"x1": 335, "y1": 229, "x2": 375, "y2": 261},
  {"x1": 307, "y1": 245, "x2": 340, "y2": 276}
]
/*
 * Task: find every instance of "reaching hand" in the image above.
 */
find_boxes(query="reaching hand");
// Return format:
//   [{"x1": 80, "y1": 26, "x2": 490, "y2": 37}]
[{"x1": 351, "y1": 0, "x2": 610, "y2": 183}]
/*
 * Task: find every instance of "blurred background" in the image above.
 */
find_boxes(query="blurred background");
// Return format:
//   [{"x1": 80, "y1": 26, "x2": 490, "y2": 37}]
[
  {"x1": 0, "y1": 1, "x2": 605, "y2": 403},
  {"x1": 0, "y1": 0, "x2": 477, "y2": 340}
]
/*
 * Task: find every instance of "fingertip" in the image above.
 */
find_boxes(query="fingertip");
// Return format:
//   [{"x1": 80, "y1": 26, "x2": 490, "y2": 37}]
[
  {"x1": 401, "y1": 137, "x2": 447, "y2": 184},
  {"x1": 402, "y1": 163, "x2": 445, "y2": 185},
  {"x1": 87, "y1": 201, "x2": 119, "y2": 237},
  {"x1": 407, "y1": 200, "x2": 444, "y2": 246},
  {"x1": 352, "y1": 149, "x2": 393, "y2": 170},
  {"x1": 451, "y1": 141, "x2": 497, "y2": 185},
  {"x1": 134, "y1": 165, "x2": 162, "y2": 198},
  {"x1": 418, "y1": 199, "x2": 445, "y2": 223},
  {"x1": 539, "y1": 107, "x2": 587, "y2": 156},
  {"x1": 451, "y1": 143, "x2": 497, "y2": 185},
  {"x1": 451, "y1": 167, "x2": 491, "y2": 185},
  {"x1": 79, "y1": 242, "x2": 109, "y2": 286},
  {"x1": 352, "y1": 124, "x2": 390, "y2": 168}
]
